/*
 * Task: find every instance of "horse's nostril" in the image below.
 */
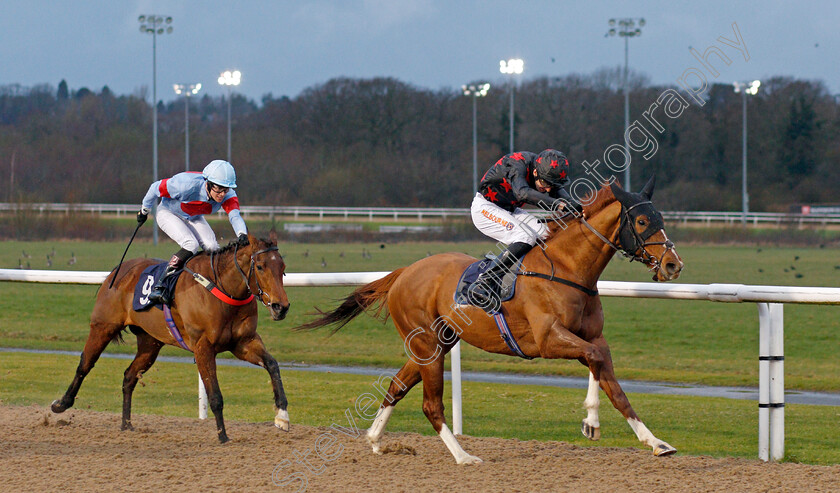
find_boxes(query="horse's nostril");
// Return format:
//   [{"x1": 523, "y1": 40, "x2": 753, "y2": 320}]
[
  {"x1": 272, "y1": 303, "x2": 290, "y2": 313},
  {"x1": 665, "y1": 262, "x2": 678, "y2": 275}
]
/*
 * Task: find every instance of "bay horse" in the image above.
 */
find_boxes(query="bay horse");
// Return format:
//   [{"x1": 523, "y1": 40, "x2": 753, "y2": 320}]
[
  {"x1": 297, "y1": 178, "x2": 683, "y2": 463},
  {"x1": 51, "y1": 232, "x2": 291, "y2": 443}
]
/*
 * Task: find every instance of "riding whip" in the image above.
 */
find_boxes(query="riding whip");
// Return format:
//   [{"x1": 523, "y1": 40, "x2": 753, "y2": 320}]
[{"x1": 108, "y1": 217, "x2": 144, "y2": 289}]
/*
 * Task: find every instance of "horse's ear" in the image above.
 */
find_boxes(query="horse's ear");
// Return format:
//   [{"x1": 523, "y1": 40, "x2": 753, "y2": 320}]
[
  {"x1": 269, "y1": 228, "x2": 278, "y2": 245},
  {"x1": 610, "y1": 181, "x2": 631, "y2": 204},
  {"x1": 640, "y1": 174, "x2": 656, "y2": 200}
]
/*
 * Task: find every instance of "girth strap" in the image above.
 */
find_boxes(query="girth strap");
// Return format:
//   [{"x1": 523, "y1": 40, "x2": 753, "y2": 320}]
[
  {"x1": 163, "y1": 304, "x2": 192, "y2": 352},
  {"x1": 493, "y1": 311, "x2": 533, "y2": 360}
]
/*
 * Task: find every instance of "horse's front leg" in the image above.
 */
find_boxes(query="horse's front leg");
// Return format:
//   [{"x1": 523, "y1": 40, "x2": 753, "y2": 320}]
[
  {"x1": 589, "y1": 334, "x2": 676, "y2": 456},
  {"x1": 194, "y1": 339, "x2": 228, "y2": 443},
  {"x1": 232, "y1": 335, "x2": 289, "y2": 431}
]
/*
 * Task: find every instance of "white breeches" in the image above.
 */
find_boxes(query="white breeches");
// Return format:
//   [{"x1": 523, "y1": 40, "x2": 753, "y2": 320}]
[
  {"x1": 156, "y1": 207, "x2": 220, "y2": 253},
  {"x1": 470, "y1": 194, "x2": 548, "y2": 246}
]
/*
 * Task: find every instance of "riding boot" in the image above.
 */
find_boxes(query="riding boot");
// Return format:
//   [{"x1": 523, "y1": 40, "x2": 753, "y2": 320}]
[
  {"x1": 148, "y1": 248, "x2": 192, "y2": 305},
  {"x1": 468, "y1": 242, "x2": 533, "y2": 313}
]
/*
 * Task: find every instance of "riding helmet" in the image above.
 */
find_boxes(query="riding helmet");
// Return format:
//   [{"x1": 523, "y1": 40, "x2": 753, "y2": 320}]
[
  {"x1": 202, "y1": 160, "x2": 237, "y2": 188},
  {"x1": 535, "y1": 149, "x2": 570, "y2": 187}
]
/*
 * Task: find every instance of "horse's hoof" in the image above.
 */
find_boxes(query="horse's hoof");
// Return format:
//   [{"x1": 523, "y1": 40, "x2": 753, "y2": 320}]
[
  {"x1": 653, "y1": 443, "x2": 677, "y2": 456},
  {"x1": 121, "y1": 422, "x2": 134, "y2": 432},
  {"x1": 50, "y1": 399, "x2": 67, "y2": 413},
  {"x1": 581, "y1": 421, "x2": 601, "y2": 441},
  {"x1": 366, "y1": 435, "x2": 383, "y2": 455},
  {"x1": 274, "y1": 409, "x2": 290, "y2": 431},
  {"x1": 456, "y1": 454, "x2": 483, "y2": 465},
  {"x1": 218, "y1": 433, "x2": 230, "y2": 444}
]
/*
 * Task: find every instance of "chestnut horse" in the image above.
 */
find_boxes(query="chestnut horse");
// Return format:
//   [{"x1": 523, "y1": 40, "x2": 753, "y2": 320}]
[
  {"x1": 297, "y1": 178, "x2": 683, "y2": 463},
  {"x1": 51, "y1": 232, "x2": 291, "y2": 443}
]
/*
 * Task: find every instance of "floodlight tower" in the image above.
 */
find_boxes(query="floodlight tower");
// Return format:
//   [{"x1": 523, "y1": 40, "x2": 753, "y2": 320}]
[{"x1": 499, "y1": 58, "x2": 524, "y2": 153}]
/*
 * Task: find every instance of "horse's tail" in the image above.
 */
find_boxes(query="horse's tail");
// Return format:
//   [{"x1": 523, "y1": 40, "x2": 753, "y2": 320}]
[{"x1": 294, "y1": 268, "x2": 407, "y2": 335}]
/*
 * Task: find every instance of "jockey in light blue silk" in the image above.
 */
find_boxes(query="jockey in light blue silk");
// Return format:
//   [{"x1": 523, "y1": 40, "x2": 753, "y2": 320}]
[{"x1": 137, "y1": 159, "x2": 248, "y2": 305}]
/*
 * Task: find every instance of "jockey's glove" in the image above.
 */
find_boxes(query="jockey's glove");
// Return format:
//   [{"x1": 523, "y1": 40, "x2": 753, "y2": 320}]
[
  {"x1": 137, "y1": 209, "x2": 149, "y2": 224},
  {"x1": 566, "y1": 200, "x2": 584, "y2": 214},
  {"x1": 554, "y1": 199, "x2": 583, "y2": 215},
  {"x1": 237, "y1": 233, "x2": 249, "y2": 246}
]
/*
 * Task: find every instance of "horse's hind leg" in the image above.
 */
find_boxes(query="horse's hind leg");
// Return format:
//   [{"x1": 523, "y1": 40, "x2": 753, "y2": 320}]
[
  {"x1": 51, "y1": 322, "x2": 123, "y2": 413},
  {"x1": 581, "y1": 370, "x2": 601, "y2": 441},
  {"x1": 232, "y1": 335, "x2": 290, "y2": 431},
  {"x1": 366, "y1": 359, "x2": 422, "y2": 454},
  {"x1": 121, "y1": 327, "x2": 164, "y2": 431},
  {"x1": 194, "y1": 339, "x2": 227, "y2": 443},
  {"x1": 589, "y1": 335, "x2": 676, "y2": 456}
]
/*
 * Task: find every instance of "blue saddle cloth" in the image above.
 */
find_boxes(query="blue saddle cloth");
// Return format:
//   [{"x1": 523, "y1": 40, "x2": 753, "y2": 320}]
[
  {"x1": 132, "y1": 263, "x2": 182, "y2": 311},
  {"x1": 453, "y1": 257, "x2": 521, "y2": 306}
]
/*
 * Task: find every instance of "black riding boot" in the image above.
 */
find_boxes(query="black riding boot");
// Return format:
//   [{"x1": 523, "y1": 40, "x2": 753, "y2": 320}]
[
  {"x1": 148, "y1": 248, "x2": 192, "y2": 305},
  {"x1": 468, "y1": 242, "x2": 533, "y2": 314}
]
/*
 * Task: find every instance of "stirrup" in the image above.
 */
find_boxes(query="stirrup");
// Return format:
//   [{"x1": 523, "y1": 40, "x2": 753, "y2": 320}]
[
  {"x1": 467, "y1": 282, "x2": 501, "y2": 314},
  {"x1": 148, "y1": 266, "x2": 176, "y2": 305},
  {"x1": 148, "y1": 285, "x2": 170, "y2": 305}
]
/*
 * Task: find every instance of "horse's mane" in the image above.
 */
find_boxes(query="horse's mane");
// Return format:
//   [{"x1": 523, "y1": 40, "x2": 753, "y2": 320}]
[
  {"x1": 192, "y1": 237, "x2": 271, "y2": 259},
  {"x1": 545, "y1": 183, "x2": 616, "y2": 238}
]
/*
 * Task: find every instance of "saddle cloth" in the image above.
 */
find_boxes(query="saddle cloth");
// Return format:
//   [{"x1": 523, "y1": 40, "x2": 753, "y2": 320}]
[
  {"x1": 132, "y1": 263, "x2": 182, "y2": 311},
  {"x1": 453, "y1": 256, "x2": 521, "y2": 307}
]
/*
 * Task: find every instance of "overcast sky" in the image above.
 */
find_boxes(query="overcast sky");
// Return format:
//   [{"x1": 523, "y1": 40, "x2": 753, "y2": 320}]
[{"x1": 3, "y1": 0, "x2": 838, "y2": 103}]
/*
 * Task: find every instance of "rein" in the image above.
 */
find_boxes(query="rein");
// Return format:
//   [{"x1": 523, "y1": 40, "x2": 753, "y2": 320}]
[
  {"x1": 524, "y1": 209, "x2": 598, "y2": 297},
  {"x1": 520, "y1": 198, "x2": 673, "y2": 295}
]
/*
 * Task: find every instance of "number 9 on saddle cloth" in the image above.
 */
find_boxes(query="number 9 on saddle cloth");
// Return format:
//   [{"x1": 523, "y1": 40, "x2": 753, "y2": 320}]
[{"x1": 133, "y1": 263, "x2": 181, "y2": 311}]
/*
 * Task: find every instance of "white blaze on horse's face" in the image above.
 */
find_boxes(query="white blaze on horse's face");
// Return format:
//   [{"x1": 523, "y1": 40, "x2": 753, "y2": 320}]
[{"x1": 645, "y1": 228, "x2": 683, "y2": 282}]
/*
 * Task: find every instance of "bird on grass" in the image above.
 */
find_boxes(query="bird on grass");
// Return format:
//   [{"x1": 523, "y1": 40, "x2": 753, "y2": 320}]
[
  {"x1": 321, "y1": 257, "x2": 327, "y2": 267},
  {"x1": 67, "y1": 252, "x2": 76, "y2": 266},
  {"x1": 21, "y1": 250, "x2": 31, "y2": 259}
]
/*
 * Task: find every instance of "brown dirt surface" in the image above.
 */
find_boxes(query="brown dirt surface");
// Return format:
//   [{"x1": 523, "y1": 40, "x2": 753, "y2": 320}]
[{"x1": 1, "y1": 404, "x2": 838, "y2": 493}]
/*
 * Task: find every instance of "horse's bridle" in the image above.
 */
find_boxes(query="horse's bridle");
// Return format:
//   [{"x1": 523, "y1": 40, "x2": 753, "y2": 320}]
[
  {"x1": 234, "y1": 244, "x2": 281, "y2": 307},
  {"x1": 580, "y1": 201, "x2": 675, "y2": 273},
  {"x1": 211, "y1": 244, "x2": 281, "y2": 307}
]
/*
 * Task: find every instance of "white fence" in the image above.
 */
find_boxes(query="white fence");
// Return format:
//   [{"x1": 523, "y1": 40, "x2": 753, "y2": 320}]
[
  {"x1": 2, "y1": 268, "x2": 840, "y2": 462},
  {"x1": 3, "y1": 202, "x2": 840, "y2": 225}
]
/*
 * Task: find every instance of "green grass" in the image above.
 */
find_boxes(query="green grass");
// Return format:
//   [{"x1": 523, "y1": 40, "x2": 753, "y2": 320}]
[
  {"x1": 2, "y1": 351, "x2": 838, "y2": 465},
  {"x1": 1, "y1": 240, "x2": 839, "y2": 391}
]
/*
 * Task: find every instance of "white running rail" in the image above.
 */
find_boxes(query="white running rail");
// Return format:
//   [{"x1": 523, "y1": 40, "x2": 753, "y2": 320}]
[{"x1": 3, "y1": 268, "x2": 839, "y2": 461}]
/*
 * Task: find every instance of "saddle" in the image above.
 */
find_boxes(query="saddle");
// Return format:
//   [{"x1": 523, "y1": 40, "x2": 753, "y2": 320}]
[
  {"x1": 132, "y1": 263, "x2": 183, "y2": 311},
  {"x1": 453, "y1": 255, "x2": 522, "y2": 308}
]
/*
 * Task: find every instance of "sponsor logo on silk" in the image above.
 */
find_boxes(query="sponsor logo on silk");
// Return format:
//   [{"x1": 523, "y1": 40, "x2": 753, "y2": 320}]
[{"x1": 481, "y1": 209, "x2": 515, "y2": 231}]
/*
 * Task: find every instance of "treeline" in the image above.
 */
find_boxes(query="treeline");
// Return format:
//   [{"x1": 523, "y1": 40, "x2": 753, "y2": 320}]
[{"x1": 1, "y1": 70, "x2": 838, "y2": 211}]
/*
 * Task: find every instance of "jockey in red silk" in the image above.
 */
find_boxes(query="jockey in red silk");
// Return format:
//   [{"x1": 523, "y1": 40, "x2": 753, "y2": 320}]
[
  {"x1": 136, "y1": 159, "x2": 248, "y2": 305},
  {"x1": 469, "y1": 149, "x2": 582, "y2": 312}
]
